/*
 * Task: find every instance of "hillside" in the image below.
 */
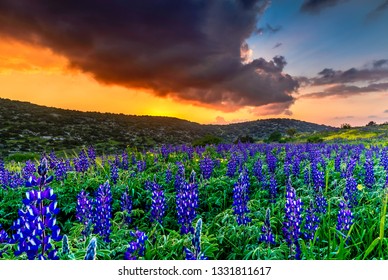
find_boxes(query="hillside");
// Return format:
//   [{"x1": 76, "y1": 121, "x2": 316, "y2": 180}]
[{"x1": 0, "y1": 98, "x2": 335, "y2": 158}]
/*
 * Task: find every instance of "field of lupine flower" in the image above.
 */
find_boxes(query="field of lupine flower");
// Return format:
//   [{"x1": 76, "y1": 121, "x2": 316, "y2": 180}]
[{"x1": 0, "y1": 143, "x2": 388, "y2": 260}]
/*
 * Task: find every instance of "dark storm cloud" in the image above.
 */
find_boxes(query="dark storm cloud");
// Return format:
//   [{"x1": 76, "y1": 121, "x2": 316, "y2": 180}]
[
  {"x1": 248, "y1": 99, "x2": 295, "y2": 115},
  {"x1": 256, "y1": 24, "x2": 282, "y2": 35},
  {"x1": 373, "y1": 59, "x2": 388, "y2": 68},
  {"x1": 384, "y1": 110, "x2": 388, "y2": 113},
  {"x1": 300, "y1": 0, "x2": 348, "y2": 14},
  {"x1": 333, "y1": 116, "x2": 354, "y2": 120},
  {"x1": 302, "y1": 82, "x2": 388, "y2": 98},
  {"x1": 273, "y1": 43, "x2": 282, "y2": 49},
  {"x1": 0, "y1": 0, "x2": 298, "y2": 111},
  {"x1": 310, "y1": 60, "x2": 388, "y2": 85},
  {"x1": 367, "y1": 0, "x2": 388, "y2": 20}
]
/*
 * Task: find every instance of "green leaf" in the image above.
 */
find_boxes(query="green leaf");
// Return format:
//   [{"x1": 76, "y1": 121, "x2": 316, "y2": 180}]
[
  {"x1": 379, "y1": 192, "x2": 388, "y2": 241},
  {"x1": 363, "y1": 237, "x2": 380, "y2": 260}
]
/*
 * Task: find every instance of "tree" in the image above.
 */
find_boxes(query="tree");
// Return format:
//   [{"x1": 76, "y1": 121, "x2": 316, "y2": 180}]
[
  {"x1": 366, "y1": 121, "x2": 377, "y2": 127},
  {"x1": 340, "y1": 123, "x2": 351, "y2": 129},
  {"x1": 266, "y1": 131, "x2": 282, "y2": 143},
  {"x1": 286, "y1": 128, "x2": 297, "y2": 137},
  {"x1": 234, "y1": 135, "x2": 255, "y2": 144},
  {"x1": 307, "y1": 135, "x2": 323, "y2": 143},
  {"x1": 192, "y1": 134, "x2": 223, "y2": 147}
]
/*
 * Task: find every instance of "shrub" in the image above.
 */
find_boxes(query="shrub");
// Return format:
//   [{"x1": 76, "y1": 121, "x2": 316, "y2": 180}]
[
  {"x1": 192, "y1": 134, "x2": 223, "y2": 146},
  {"x1": 286, "y1": 128, "x2": 297, "y2": 137},
  {"x1": 307, "y1": 135, "x2": 324, "y2": 143},
  {"x1": 266, "y1": 131, "x2": 282, "y2": 143}
]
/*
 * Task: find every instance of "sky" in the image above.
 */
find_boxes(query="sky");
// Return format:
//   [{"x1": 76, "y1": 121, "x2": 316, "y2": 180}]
[{"x1": 0, "y1": 0, "x2": 387, "y2": 127}]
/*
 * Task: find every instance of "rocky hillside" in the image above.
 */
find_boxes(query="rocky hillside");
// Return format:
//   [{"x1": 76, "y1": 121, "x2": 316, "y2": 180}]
[{"x1": 0, "y1": 98, "x2": 335, "y2": 157}]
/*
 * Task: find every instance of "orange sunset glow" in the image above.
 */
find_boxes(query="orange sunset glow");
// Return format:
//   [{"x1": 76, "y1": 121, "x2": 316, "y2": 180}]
[{"x1": 0, "y1": 0, "x2": 387, "y2": 127}]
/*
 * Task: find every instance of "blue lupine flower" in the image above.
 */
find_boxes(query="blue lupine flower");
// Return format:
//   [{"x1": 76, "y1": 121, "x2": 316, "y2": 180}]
[
  {"x1": 48, "y1": 151, "x2": 58, "y2": 169},
  {"x1": 165, "y1": 166, "x2": 172, "y2": 184},
  {"x1": 253, "y1": 158, "x2": 265, "y2": 186},
  {"x1": 303, "y1": 201, "x2": 320, "y2": 241},
  {"x1": 10, "y1": 172, "x2": 25, "y2": 188},
  {"x1": 110, "y1": 162, "x2": 119, "y2": 184},
  {"x1": 364, "y1": 152, "x2": 375, "y2": 189},
  {"x1": 269, "y1": 175, "x2": 277, "y2": 204},
  {"x1": 87, "y1": 146, "x2": 96, "y2": 166},
  {"x1": 54, "y1": 160, "x2": 68, "y2": 182},
  {"x1": 0, "y1": 163, "x2": 8, "y2": 189},
  {"x1": 11, "y1": 157, "x2": 62, "y2": 260},
  {"x1": 282, "y1": 185, "x2": 303, "y2": 259},
  {"x1": 92, "y1": 181, "x2": 112, "y2": 242},
  {"x1": 137, "y1": 160, "x2": 146, "y2": 172},
  {"x1": 232, "y1": 170, "x2": 251, "y2": 225},
  {"x1": 336, "y1": 200, "x2": 354, "y2": 234},
  {"x1": 226, "y1": 154, "x2": 238, "y2": 177},
  {"x1": 131, "y1": 153, "x2": 137, "y2": 165},
  {"x1": 199, "y1": 157, "x2": 214, "y2": 180},
  {"x1": 150, "y1": 177, "x2": 166, "y2": 224},
  {"x1": 121, "y1": 151, "x2": 129, "y2": 170},
  {"x1": 0, "y1": 224, "x2": 10, "y2": 258},
  {"x1": 22, "y1": 160, "x2": 36, "y2": 181},
  {"x1": 61, "y1": 234, "x2": 70, "y2": 256},
  {"x1": 380, "y1": 149, "x2": 388, "y2": 171},
  {"x1": 184, "y1": 219, "x2": 208, "y2": 260},
  {"x1": 0, "y1": 224, "x2": 10, "y2": 244},
  {"x1": 311, "y1": 163, "x2": 324, "y2": 192},
  {"x1": 386, "y1": 172, "x2": 388, "y2": 188},
  {"x1": 292, "y1": 156, "x2": 301, "y2": 177},
  {"x1": 74, "y1": 150, "x2": 89, "y2": 173},
  {"x1": 344, "y1": 176, "x2": 358, "y2": 208},
  {"x1": 266, "y1": 152, "x2": 277, "y2": 174},
  {"x1": 161, "y1": 145, "x2": 171, "y2": 159},
  {"x1": 84, "y1": 237, "x2": 97, "y2": 260},
  {"x1": 175, "y1": 162, "x2": 185, "y2": 192},
  {"x1": 76, "y1": 190, "x2": 93, "y2": 235},
  {"x1": 343, "y1": 158, "x2": 356, "y2": 178},
  {"x1": 315, "y1": 188, "x2": 328, "y2": 214},
  {"x1": 120, "y1": 188, "x2": 132, "y2": 225},
  {"x1": 335, "y1": 154, "x2": 341, "y2": 172},
  {"x1": 259, "y1": 209, "x2": 276, "y2": 245},
  {"x1": 303, "y1": 166, "x2": 310, "y2": 186},
  {"x1": 176, "y1": 171, "x2": 199, "y2": 234},
  {"x1": 124, "y1": 230, "x2": 148, "y2": 260},
  {"x1": 114, "y1": 154, "x2": 121, "y2": 167}
]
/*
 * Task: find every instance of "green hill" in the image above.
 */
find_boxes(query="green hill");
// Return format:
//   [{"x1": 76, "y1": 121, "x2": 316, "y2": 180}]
[{"x1": 0, "y1": 98, "x2": 335, "y2": 158}]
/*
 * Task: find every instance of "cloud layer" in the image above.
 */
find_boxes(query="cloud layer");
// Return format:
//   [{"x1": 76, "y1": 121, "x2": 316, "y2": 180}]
[
  {"x1": 0, "y1": 0, "x2": 298, "y2": 112},
  {"x1": 300, "y1": 59, "x2": 388, "y2": 98},
  {"x1": 367, "y1": 0, "x2": 388, "y2": 20},
  {"x1": 300, "y1": 0, "x2": 347, "y2": 14}
]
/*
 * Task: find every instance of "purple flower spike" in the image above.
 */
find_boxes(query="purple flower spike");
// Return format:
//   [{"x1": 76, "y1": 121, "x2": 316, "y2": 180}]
[
  {"x1": 184, "y1": 219, "x2": 208, "y2": 260},
  {"x1": 124, "y1": 230, "x2": 148, "y2": 260},
  {"x1": 259, "y1": 208, "x2": 276, "y2": 245},
  {"x1": 176, "y1": 171, "x2": 199, "y2": 234},
  {"x1": 11, "y1": 157, "x2": 62, "y2": 260},
  {"x1": 282, "y1": 183, "x2": 302, "y2": 260},
  {"x1": 232, "y1": 170, "x2": 251, "y2": 225},
  {"x1": 336, "y1": 200, "x2": 354, "y2": 233}
]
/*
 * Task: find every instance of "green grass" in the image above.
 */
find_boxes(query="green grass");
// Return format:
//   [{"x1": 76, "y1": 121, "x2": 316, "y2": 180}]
[{"x1": 1, "y1": 142, "x2": 388, "y2": 260}]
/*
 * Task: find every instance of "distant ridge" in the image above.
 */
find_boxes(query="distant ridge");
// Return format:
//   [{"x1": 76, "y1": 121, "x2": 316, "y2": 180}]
[{"x1": 0, "y1": 98, "x2": 335, "y2": 157}]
